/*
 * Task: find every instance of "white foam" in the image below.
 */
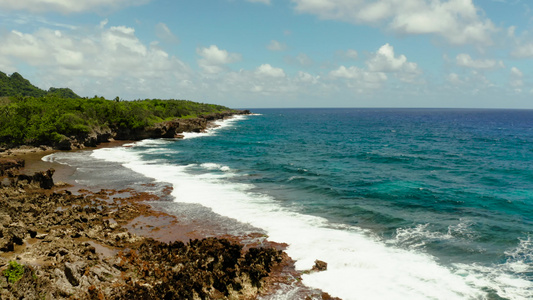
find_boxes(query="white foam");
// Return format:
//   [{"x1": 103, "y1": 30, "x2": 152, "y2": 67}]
[
  {"x1": 200, "y1": 163, "x2": 231, "y2": 172},
  {"x1": 182, "y1": 115, "x2": 248, "y2": 139},
  {"x1": 390, "y1": 223, "x2": 453, "y2": 250},
  {"x1": 91, "y1": 146, "x2": 506, "y2": 300},
  {"x1": 45, "y1": 113, "x2": 533, "y2": 299},
  {"x1": 42, "y1": 153, "x2": 69, "y2": 165},
  {"x1": 389, "y1": 218, "x2": 485, "y2": 252}
]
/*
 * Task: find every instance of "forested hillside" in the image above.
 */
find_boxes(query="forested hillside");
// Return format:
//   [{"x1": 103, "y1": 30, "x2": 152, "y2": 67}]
[
  {"x1": 0, "y1": 71, "x2": 238, "y2": 148},
  {"x1": 0, "y1": 71, "x2": 79, "y2": 98}
]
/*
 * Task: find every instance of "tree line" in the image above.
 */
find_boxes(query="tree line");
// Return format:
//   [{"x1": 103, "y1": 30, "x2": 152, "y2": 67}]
[{"x1": 0, "y1": 72, "x2": 233, "y2": 147}]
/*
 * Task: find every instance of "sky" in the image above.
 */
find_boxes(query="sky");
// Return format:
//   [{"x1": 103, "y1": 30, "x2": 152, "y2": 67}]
[{"x1": 0, "y1": 0, "x2": 532, "y2": 109}]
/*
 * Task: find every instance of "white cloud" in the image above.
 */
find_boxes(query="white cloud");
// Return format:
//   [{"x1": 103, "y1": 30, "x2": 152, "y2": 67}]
[
  {"x1": 511, "y1": 42, "x2": 533, "y2": 58},
  {"x1": 296, "y1": 53, "x2": 313, "y2": 66},
  {"x1": 511, "y1": 66, "x2": 523, "y2": 78},
  {"x1": 367, "y1": 44, "x2": 419, "y2": 73},
  {"x1": 286, "y1": 53, "x2": 313, "y2": 66},
  {"x1": 508, "y1": 26, "x2": 516, "y2": 38},
  {"x1": 0, "y1": 25, "x2": 191, "y2": 99},
  {"x1": 445, "y1": 70, "x2": 496, "y2": 93},
  {"x1": 456, "y1": 53, "x2": 504, "y2": 70},
  {"x1": 337, "y1": 49, "x2": 358, "y2": 60},
  {"x1": 291, "y1": 0, "x2": 497, "y2": 45},
  {"x1": 328, "y1": 43, "x2": 421, "y2": 89},
  {"x1": 155, "y1": 22, "x2": 179, "y2": 44},
  {"x1": 297, "y1": 71, "x2": 320, "y2": 84},
  {"x1": 196, "y1": 45, "x2": 242, "y2": 74},
  {"x1": 366, "y1": 43, "x2": 421, "y2": 83},
  {"x1": 255, "y1": 64, "x2": 286, "y2": 77},
  {"x1": 330, "y1": 65, "x2": 387, "y2": 87},
  {"x1": 99, "y1": 19, "x2": 109, "y2": 29},
  {"x1": 447, "y1": 73, "x2": 463, "y2": 85},
  {"x1": 510, "y1": 67, "x2": 524, "y2": 88},
  {"x1": 0, "y1": 0, "x2": 150, "y2": 14},
  {"x1": 246, "y1": 0, "x2": 271, "y2": 4},
  {"x1": 267, "y1": 40, "x2": 287, "y2": 51}
]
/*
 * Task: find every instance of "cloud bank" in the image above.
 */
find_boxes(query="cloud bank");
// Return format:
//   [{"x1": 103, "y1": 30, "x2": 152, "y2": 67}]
[
  {"x1": 0, "y1": 0, "x2": 151, "y2": 14},
  {"x1": 291, "y1": 0, "x2": 496, "y2": 45}
]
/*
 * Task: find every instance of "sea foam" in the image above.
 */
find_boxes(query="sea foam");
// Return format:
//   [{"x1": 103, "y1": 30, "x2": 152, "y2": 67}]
[
  {"x1": 46, "y1": 111, "x2": 533, "y2": 299},
  {"x1": 87, "y1": 117, "x2": 494, "y2": 300},
  {"x1": 43, "y1": 110, "x2": 533, "y2": 299},
  {"x1": 91, "y1": 144, "x2": 490, "y2": 299}
]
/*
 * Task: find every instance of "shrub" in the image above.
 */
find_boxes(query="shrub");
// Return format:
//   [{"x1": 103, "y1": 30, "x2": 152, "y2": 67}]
[{"x1": 3, "y1": 261, "x2": 25, "y2": 284}]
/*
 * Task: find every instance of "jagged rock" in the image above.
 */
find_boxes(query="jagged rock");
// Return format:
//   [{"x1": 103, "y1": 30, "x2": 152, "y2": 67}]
[
  {"x1": 64, "y1": 262, "x2": 80, "y2": 287},
  {"x1": 9, "y1": 226, "x2": 27, "y2": 245},
  {"x1": 35, "y1": 233, "x2": 47, "y2": 239},
  {"x1": 83, "y1": 133, "x2": 98, "y2": 147},
  {"x1": 15, "y1": 169, "x2": 55, "y2": 189},
  {"x1": 0, "y1": 161, "x2": 290, "y2": 300},
  {"x1": 56, "y1": 137, "x2": 74, "y2": 150},
  {"x1": 0, "y1": 233, "x2": 15, "y2": 251},
  {"x1": 0, "y1": 275, "x2": 7, "y2": 289},
  {"x1": 312, "y1": 260, "x2": 327, "y2": 272},
  {"x1": 0, "y1": 213, "x2": 12, "y2": 226},
  {"x1": 0, "y1": 158, "x2": 24, "y2": 176}
]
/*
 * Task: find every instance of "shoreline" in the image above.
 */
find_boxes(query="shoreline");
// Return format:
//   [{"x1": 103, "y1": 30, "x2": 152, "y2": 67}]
[{"x1": 1, "y1": 116, "x2": 335, "y2": 299}]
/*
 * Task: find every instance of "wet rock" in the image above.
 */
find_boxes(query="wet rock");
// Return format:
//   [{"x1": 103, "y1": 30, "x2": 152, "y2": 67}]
[
  {"x1": 0, "y1": 234, "x2": 14, "y2": 251},
  {"x1": 64, "y1": 262, "x2": 80, "y2": 286},
  {"x1": 35, "y1": 233, "x2": 47, "y2": 239},
  {"x1": 0, "y1": 275, "x2": 7, "y2": 289},
  {"x1": 0, "y1": 166, "x2": 289, "y2": 299},
  {"x1": 0, "y1": 158, "x2": 24, "y2": 176},
  {"x1": 0, "y1": 213, "x2": 12, "y2": 226},
  {"x1": 32, "y1": 169, "x2": 55, "y2": 189},
  {"x1": 15, "y1": 169, "x2": 55, "y2": 189},
  {"x1": 55, "y1": 136, "x2": 74, "y2": 150},
  {"x1": 27, "y1": 228, "x2": 37, "y2": 238},
  {"x1": 312, "y1": 260, "x2": 327, "y2": 272},
  {"x1": 9, "y1": 226, "x2": 27, "y2": 245}
]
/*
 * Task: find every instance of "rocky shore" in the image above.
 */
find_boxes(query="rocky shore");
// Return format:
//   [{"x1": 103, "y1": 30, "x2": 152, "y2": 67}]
[
  {"x1": 0, "y1": 158, "x2": 292, "y2": 299},
  {"x1": 0, "y1": 110, "x2": 250, "y2": 154},
  {"x1": 0, "y1": 113, "x2": 338, "y2": 299},
  {"x1": 54, "y1": 110, "x2": 251, "y2": 151}
]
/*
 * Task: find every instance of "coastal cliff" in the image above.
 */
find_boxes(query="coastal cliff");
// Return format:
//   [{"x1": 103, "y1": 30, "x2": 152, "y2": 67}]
[{"x1": 55, "y1": 110, "x2": 250, "y2": 150}]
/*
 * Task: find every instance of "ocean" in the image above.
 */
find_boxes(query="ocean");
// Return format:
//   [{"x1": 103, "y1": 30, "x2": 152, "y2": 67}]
[{"x1": 44, "y1": 108, "x2": 533, "y2": 299}]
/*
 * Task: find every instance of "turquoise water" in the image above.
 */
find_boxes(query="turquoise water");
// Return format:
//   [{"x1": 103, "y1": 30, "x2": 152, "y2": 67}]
[
  {"x1": 47, "y1": 108, "x2": 533, "y2": 299},
  {"x1": 167, "y1": 109, "x2": 533, "y2": 261}
]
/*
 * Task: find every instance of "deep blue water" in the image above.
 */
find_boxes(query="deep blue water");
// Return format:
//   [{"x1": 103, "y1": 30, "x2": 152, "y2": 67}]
[{"x1": 47, "y1": 108, "x2": 533, "y2": 299}]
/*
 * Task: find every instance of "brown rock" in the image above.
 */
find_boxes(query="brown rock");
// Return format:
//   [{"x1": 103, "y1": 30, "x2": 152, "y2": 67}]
[
  {"x1": 0, "y1": 232, "x2": 15, "y2": 251},
  {"x1": 312, "y1": 260, "x2": 327, "y2": 272},
  {"x1": 0, "y1": 158, "x2": 24, "y2": 176},
  {"x1": 15, "y1": 169, "x2": 55, "y2": 189},
  {"x1": 64, "y1": 262, "x2": 80, "y2": 287}
]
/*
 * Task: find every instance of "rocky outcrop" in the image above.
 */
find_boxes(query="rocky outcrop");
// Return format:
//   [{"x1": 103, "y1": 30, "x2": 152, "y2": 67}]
[
  {"x1": 0, "y1": 158, "x2": 24, "y2": 176},
  {"x1": 113, "y1": 117, "x2": 209, "y2": 140},
  {"x1": 52, "y1": 110, "x2": 250, "y2": 150},
  {"x1": 11, "y1": 169, "x2": 55, "y2": 189},
  {"x1": 312, "y1": 259, "x2": 328, "y2": 272},
  {"x1": 0, "y1": 168, "x2": 286, "y2": 299}
]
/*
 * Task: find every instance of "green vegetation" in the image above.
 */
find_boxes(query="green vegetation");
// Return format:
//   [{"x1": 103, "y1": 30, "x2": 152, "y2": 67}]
[
  {"x1": 0, "y1": 95, "x2": 233, "y2": 146},
  {"x1": 3, "y1": 261, "x2": 25, "y2": 284},
  {"x1": 0, "y1": 71, "x2": 79, "y2": 99},
  {"x1": 0, "y1": 71, "x2": 234, "y2": 147}
]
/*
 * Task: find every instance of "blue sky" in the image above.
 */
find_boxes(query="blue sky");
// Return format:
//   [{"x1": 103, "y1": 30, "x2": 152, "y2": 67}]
[{"x1": 0, "y1": 0, "x2": 532, "y2": 108}]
